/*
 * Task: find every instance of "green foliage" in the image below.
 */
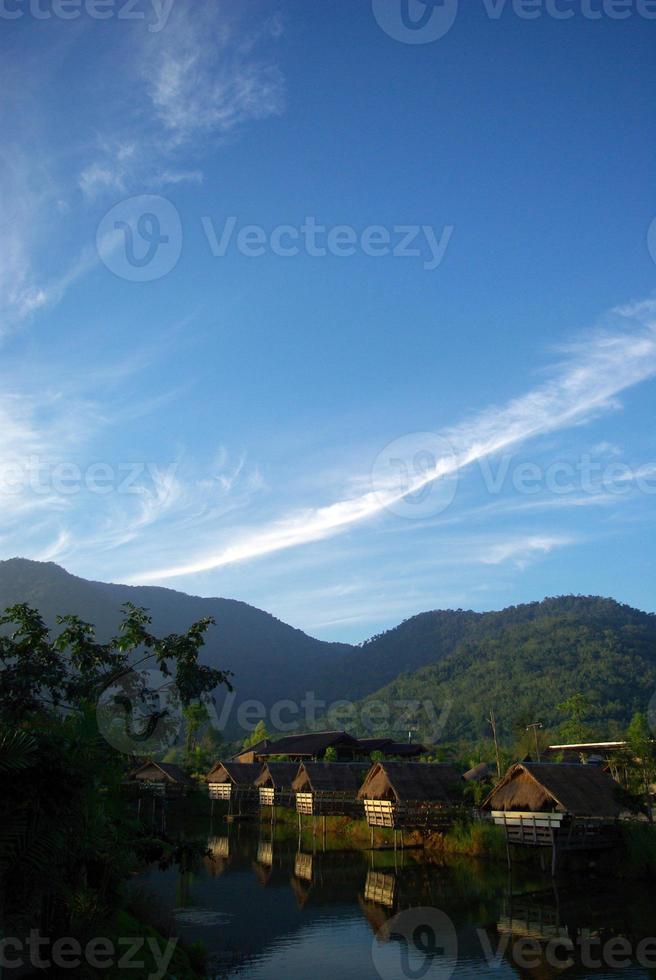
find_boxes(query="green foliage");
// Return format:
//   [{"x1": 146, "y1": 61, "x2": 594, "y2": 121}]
[
  {"x1": 0, "y1": 602, "x2": 232, "y2": 949},
  {"x1": 323, "y1": 746, "x2": 338, "y2": 762},
  {"x1": 345, "y1": 597, "x2": 656, "y2": 743},
  {"x1": 0, "y1": 602, "x2": 232, "y2": 724},
  {"x1": 242, "y1": 719, "x2": 269, "y2": 749}
]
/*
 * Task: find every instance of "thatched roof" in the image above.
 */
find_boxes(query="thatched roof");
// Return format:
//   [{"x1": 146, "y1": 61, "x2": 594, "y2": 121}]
[
  {"x1": 481, "y1": 763, "x2": 623, "y2": 818},
  {"x1": 131, "y1": 762, "x2": 194, "y2": 786},
  {"x1": 357, "y1": 762, "x2": 463, "y2": 804},
  {"x1": 232, "y1": 739, "x2": 274, "y2": 761},
  {"x1": 206, "y1": 761, "x2": 262, "y2": 786},
  {"x1": 463, "y1": 762, "x2": 490, "y2": 783},
  {"x1": 254, "y1": 762, "x2": 299, "y2": 789},
  {"x1": 292, "y1": 762, "x2": 368, "y2": 794},
  {"x1": 259, "y1": 730, "x2": 359, "y2": 759}
]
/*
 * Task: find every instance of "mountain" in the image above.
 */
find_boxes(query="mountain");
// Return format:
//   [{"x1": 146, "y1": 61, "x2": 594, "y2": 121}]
[
  {"x1": 0, "y1": 558, "x2": 351, "y2": 728},
  {"x1": 1, "y1": 559, "x2": 655, "y2": 743},
  {"x1": 350, "y1": 596, "x2": 656, "y2": 743}
]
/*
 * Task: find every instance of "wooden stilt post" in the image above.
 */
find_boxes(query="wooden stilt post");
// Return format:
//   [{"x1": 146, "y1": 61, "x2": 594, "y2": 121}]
[
  {"x1": 371, "y1": 826, "x2": 374, "y2": 849},
  {"x1": 137, "y1": 797, "x2": 142, "y2": 818},
  {"x1": 551, "y1": 841, "x2": 558, "y2": 877}
]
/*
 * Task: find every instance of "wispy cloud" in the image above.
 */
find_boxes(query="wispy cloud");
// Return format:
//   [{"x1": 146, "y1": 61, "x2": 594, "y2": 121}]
[
  {"x1": 128, "y1": 302, "x2": 656, "y2": 583},
  {"x1": 0, "y1": 4, "x2": 285, "y2": 329}
]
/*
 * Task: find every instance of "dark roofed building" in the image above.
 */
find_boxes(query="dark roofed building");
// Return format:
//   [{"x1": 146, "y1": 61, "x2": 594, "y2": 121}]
[
  {"x1": 257, "y1": 731, "x2": 360, "y2": 762},
  {"x1": 130, "y1": 761, "x2": 195, "y2": 797},
  {"x1": 292, "y1": 762, "x2": 368, "y2": 816},
  {"x1": 232, "y1": 739, "x2": 274, "y2": 764},
  {"x1": 356, "y1": 738, "x2": 426, "y2": 759},
  {"x1": 358, "y1": 761, "x2": 463, "y2": 829},
  {"x1": 482, "y1": 762, "x2": 623, "y2": 818},
  {"x1": 255, "y1": 761, "x2": 299, "y2": 807},
  {"x1": 482, "y1": 763, "x2": 623, "y2": 866}
]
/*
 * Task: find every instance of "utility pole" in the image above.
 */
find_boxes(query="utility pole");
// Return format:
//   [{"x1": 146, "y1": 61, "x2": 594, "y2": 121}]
[
  {"x1": 526, "y1": 722, "x2": 543, "y2": 762},
  {"x1": 488, "y1": 710, "x2": 502, "y2": 779}
]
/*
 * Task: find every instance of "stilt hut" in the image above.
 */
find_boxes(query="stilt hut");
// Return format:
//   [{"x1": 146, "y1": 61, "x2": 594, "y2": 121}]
[
  {"x1": 206, "y1": 762, "x2": 261, "y2": 813},
  {"x1": 255, "y1": 761, "x2": 299, "y2": 808},
  {"x1": 130, "y1": 761, "x2": 195, "y2": 798},
  {"x1": 292, "y1": 762, "x2": 367, "y2": 817},
  {"x1": 482, "y1": 763, "x2": 622, "y2": 871},
  {"x1": 358, "y1": 762, "x2": 464, "y2": 830}
]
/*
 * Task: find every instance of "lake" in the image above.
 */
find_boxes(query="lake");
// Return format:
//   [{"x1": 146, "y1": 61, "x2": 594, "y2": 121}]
[{"x1": 139, "y1": 815, "x2": 656, "y2": 979}]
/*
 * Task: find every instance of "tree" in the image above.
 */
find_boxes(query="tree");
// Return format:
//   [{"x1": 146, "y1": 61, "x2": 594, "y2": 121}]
[
  {"x1": 625, "y1": 712, "x2": 656, "y2": 821},
  {"x1": 242, "y1": 719, "x2": 269, "y2": 750},
  {"x1": 557, "y1": 693, "x2": 593, "y2": 744},
  {"x1": 0, "y1": 602, "x2": 232, "y2": 724},
  {"x1": 323, "y1": 746, "x2": 338, "y2": 762},
  {"x1": 183, "y1": 701, "x2": 210, "y2": 759}
]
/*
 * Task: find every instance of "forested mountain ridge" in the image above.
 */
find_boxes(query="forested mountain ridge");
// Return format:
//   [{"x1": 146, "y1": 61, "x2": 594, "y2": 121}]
[
  {"x1": 348, "y1": 597, "x2": 656, "y2": 743},
  {"x1": 1, "y1": 559, "x2": 654, "y2": 743}
]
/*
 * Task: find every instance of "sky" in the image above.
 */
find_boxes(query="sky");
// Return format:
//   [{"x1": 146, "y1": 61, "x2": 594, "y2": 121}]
[{"x1": 1, "y1": 0, "x2": 656, "y2": 641}]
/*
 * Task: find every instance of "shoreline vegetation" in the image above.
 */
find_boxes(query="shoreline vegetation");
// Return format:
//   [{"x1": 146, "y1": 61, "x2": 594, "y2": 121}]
[{"x1": 3, "y1": 600, "x2": 656, "y2": 978}]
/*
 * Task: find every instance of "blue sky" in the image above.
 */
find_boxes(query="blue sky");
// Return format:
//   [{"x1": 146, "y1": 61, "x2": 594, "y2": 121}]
[{"x1": 2, "y1": 0, "x2": 656, "y2": 640}]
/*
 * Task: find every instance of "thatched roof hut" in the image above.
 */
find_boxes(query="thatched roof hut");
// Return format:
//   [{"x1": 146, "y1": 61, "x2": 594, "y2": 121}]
[
  {"x1": 358, "y1": 762, "x2": 462, "y2": 804},
  {"x1": 254, "y1": 761, "x2": 299, "y2": 807},
  {"x1": 357, "y1": 761, "x2": 463, "y2": 829},
  {"x1": 206, "y1": 762, "x2": 262, "y2": 805},
  {"x1": 292, "y1": 762, "x2": 367, "y2": 816},
  {"x1": 130, "y1": 761, "x2": 194, "y2": 796},
  {"x1": 481, "y1": 763, "x2": 622, "y2": 818},
  {"x1": 206, "y1": 761, "x2": 262, "y2": 786}
]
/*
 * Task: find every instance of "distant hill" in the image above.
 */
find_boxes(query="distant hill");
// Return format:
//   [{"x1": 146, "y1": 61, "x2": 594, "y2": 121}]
[
  {"x1": 348, "y1": 596, "x2": 656, "y2": 743},
  {"x1": 0, "y1": 558, "x2": 350, "y2": 729},
  {"x1": 1, "y1": 559, "x2": 654, "y2": 743}
]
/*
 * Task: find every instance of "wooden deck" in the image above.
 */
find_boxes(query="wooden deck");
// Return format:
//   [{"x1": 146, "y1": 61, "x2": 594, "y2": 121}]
[
  {"x1": 363, "y1": 798, "x2": 459, "y2": 830},
  {"x1": 491, "y1": 810, "x2": 619, "y2": 850},
  {"x1": 295, "y1": 791, "x2": 363, "y2": 817}
]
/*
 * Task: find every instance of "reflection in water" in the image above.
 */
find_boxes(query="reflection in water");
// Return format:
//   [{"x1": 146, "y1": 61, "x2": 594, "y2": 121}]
[{"x1": 138, "y1": 817, "x2": 656, "y2": 979}]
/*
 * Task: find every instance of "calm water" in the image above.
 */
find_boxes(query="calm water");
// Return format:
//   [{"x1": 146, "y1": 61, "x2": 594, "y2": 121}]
[{"x1": 139, "y1": 815, "x2": 656, "y2": 979}]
